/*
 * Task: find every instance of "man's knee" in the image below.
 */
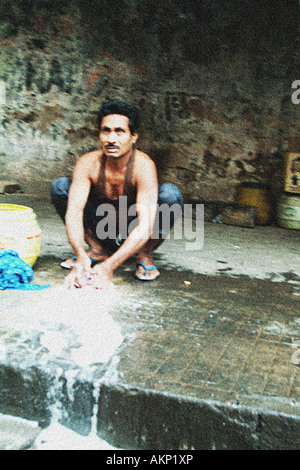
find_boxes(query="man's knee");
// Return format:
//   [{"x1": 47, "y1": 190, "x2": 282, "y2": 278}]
[
  {"x1": 50, "y1": 177, "x2": 71, "y2": 199},
  {"x1": 158, "y1": 183, "x2": 184, "y2": 208},
  {"x1": 155, "y1": 183, "x2": 183, "y2": 239}
]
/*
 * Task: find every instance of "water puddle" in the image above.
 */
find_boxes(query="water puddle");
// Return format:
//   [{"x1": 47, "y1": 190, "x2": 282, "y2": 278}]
[{"x1": 1, "y1": 285, "x2": 124, "y2": 369}]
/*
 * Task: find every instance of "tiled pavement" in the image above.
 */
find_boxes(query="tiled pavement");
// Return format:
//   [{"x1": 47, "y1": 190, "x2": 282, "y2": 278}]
[{"x1": 1, "y1": 194, "x2": 300, "y2": 449}]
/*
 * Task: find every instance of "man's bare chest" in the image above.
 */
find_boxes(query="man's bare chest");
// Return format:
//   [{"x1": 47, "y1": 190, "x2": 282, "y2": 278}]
[
  {"x1": 104, "y1": 171, "x2": 126, "y2": 199},
  {"x1": 91, "y1": 166, "x2": 129, "y2": 200}
]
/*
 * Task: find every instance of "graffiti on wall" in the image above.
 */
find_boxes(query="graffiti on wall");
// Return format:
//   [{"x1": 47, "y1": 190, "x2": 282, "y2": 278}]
[{"x1": 165, "y1": 92, "x2": 204, "y2": 122}]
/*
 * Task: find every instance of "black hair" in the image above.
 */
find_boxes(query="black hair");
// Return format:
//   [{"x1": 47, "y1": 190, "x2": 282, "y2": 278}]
[{"x1": 97, "y1": 99, "x2": 139, "y2": 135}]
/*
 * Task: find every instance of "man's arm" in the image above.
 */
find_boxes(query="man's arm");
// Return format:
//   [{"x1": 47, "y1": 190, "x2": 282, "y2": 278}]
[{"x1": 65, "y1": 154, "x2": 92, "y2": 268}]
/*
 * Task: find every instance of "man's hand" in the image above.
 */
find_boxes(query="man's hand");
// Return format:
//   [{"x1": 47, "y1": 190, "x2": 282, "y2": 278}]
[
  {"x1": 90, "y1": 261, "x2": 114, "y2": 289},
  {"x1": 65, "y1": 255, "x2": 93, "y2": 289},
  {"x1": 65, "y1": 257, "x2": 114, "y2": 290}
]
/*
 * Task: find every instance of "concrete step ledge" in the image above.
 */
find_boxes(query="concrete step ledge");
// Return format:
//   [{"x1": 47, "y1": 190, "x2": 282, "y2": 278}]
[{"x1": 1, "y1": 363, "x2": 300, "y2": 450}]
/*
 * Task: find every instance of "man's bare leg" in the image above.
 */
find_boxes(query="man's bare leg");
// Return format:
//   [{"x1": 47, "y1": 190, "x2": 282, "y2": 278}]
[
  {"x1": 135, "y1": 236, "x2": 162, "y2": 280},
  {"x1": 61, "y1": 229, "x2": 109, "y2": 269}
]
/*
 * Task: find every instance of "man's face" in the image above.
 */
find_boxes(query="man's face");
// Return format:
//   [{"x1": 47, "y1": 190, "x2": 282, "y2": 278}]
[{"x1": 99, "y1": 114, "x2": 138, "y2": 159}]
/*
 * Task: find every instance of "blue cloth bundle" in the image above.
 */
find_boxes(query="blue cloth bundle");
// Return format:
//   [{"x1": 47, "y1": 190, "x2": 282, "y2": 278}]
[{"x1": 0, "y1": 250, "x2": 49, "y2": 290}]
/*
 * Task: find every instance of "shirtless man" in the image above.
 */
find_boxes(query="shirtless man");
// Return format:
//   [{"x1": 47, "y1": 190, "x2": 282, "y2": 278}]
[{"x1": 51, "y1": 100, "x2": 183, "y2": 289}]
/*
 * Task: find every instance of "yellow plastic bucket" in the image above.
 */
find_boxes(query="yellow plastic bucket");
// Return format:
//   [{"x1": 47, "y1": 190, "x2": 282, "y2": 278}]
[
  {"x1": 277, "y1": 194, "x2": 300, "y2": 230},
  {"x1": 236, "y1": 182, "x2": 272, "y2": 225},
  {"x1": 0, "y1": 204, "x2": 41, "y2": 266}
]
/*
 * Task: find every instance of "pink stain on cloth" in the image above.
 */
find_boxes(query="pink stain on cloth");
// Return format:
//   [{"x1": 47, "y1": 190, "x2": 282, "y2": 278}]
[{"x1": 73, "y1": 271, "x2": 102, "y2": 289}]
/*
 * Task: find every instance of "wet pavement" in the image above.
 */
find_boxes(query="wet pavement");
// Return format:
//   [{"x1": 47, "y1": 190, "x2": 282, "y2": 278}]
[{"x1": 1, "y1": 193, "x2": 300, "y2": 449}]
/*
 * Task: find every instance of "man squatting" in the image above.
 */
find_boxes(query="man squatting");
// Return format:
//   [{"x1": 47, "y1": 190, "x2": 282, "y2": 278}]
[{"x1": 51, "y1": 100, "x2": 183, "y2": 289}]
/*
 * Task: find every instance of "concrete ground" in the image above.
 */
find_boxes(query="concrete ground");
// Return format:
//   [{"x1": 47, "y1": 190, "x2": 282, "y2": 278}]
[{"x1": 1, "y1": 192, "x2": 300, "y2": 450}]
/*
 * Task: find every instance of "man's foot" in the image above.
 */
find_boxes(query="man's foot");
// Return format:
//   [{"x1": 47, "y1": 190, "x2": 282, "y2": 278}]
[
  {"x1": 60, "y1": 250, "x2": 108, "y2": 270},
  {"x1": 60, "y1": 256, "x2": 77, "y2": 269},
  {"x1": 61, "y1": 229, "x2": 109, "y2": 269},
  {"x1": 135, "y1": 260, "x2": 160, "y2": 281}
]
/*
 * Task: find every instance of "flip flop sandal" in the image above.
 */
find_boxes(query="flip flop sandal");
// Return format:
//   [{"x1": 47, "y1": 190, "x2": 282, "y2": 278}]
[
  {"x1": 60, "y1": 256, "x2": 76, "y2": 269},
  {"x1": 135, "y1": 262, "x2": 159, "y2": 281},
  {"x1": 60, "y1": 256, "x2": 100, "y2": 269}
]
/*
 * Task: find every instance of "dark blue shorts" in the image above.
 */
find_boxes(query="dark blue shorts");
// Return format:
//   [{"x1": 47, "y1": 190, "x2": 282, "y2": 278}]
[{"x1": 51, "y1": 177, "x2": 183, "y2": 253}]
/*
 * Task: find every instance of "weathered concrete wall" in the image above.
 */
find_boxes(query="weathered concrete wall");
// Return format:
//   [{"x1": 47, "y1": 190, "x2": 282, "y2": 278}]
[{"x1": 0, "y1": 0, "x2": 299, "y2": 201}]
